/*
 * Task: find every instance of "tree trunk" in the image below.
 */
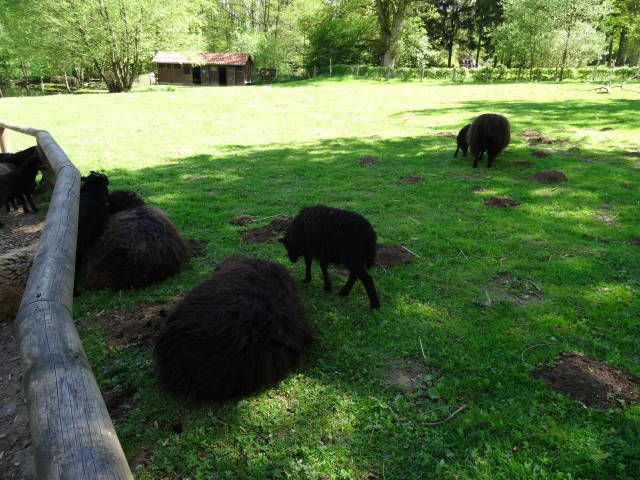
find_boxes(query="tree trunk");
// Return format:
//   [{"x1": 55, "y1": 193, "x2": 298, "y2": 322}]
[
  {"x1": 615, "y1": 28, "x2": 627, "y2": 66},
  {"x1": 375, "y1": 0, "x2": 408, "y2": 68},
  {"x1": 64, "y1": 72, "x2": 71, "y2": 93},
  {"x1": 447, "y1": 40, "x2": 454, "y2": 68},
  {"x1": 383, "y1": 50, "x2": 396, "y2": 67},
  {"x1": 475, "y1": 27, "x2": 483, "y2": 67},
  {"x1": 559, "y1": 24, "x2": 572, "y2": 82},
  {"x1": 607, "y1": 36, "x2": 614, "y2": 66}
]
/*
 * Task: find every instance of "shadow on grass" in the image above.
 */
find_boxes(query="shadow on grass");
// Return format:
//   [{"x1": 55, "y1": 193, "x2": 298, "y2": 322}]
[{"x1": 81, "y1": 132, "x2": 640, "y2": 479}]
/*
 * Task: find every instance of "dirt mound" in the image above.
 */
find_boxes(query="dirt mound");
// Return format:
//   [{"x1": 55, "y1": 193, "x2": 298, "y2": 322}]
[
  {"x1": 531, "y1": 150, "x2": 551, "y2": 158},
  {"x1": 102, "y1": 383, "x2": 137, "y2": 422},
  {"x1": 526, "y1": 136, "x2": 567, "y2": 146},
  {"x1": 529, "y1": 170, "x2": 568, "y2": 184},
  {"x1": 470, "y1": 185, "x2": 486, "y2": 192},
  {"x1": 269, "y1": 214, "x2": 292, "y2": 232},
  {"x1": 483, "y1": 197, "x2": 519, "y2": 208},
  {"x1": 186, "y1": 238, "x2": 207, "y2": 258},
  {"x1": 375, "y1": 243, "x2": 416, "y2": 268},
  {"x1": 229, "y1": 215, "x2": 256, "y2": 226},
  {"x1": 533, "y1": 352, "x2": 640, "y2": 409},
  {"x1": 600, "y1": 127, "x2": 613, "y2": 131},
  {"x1": 521, "y1": 130, "x2": 543, "y2": 137},
  {"x1": 514, "y1": 161, "x2": 535, "y2": 169},
  {"x1": 630, "y1": 237, "x2": 640, "y2": 246},
  {"x1": 358, "y1": 155, "x2": 379, "y2": 167},
  {"x1": 87, "y1": 301, "x2": 177, "y2": 348},
  {"x1": 399, "y1": 176, "x2": 423, "y2": 185},
  {"x1": 620, "y1": 182, "x2": 633, "y2": 189},
  {"x1": 386, "y1": 361, "x2": 430, "y2": 393},
  {"x1": 625, "y1": 151, "x2": 640, "y2": 158},
  {"x1": 432, "y1": 131, "x2": 457, "y2": 138},
  {"x1": 595, "y1": 205, "x2": 615, "y2": 225},
  {"x1": 477, "y1": 272, "x2": 542, "y2": 307},
  {"x1": 241, "y1": 227, "x2": 278, "y2": 243}
]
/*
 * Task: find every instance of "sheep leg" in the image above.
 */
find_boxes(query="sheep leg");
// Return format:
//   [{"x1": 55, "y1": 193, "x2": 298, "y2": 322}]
[
  {"x1": 303, "y1": 255, "x2": 312, "y2": 283},
  {"x1": 25, "y1": 193, "x2": 38, "y2": 212},
  {"x1": 358, "y1": 271, "x2": 381, "y2": 310},
  {"x1": 320, "y1": 261, "x2": 332, "y2": 293},
  {"x1": 18, "y1": 194, "x2": 29, "y2": 213},
  {"x1": 454, "y1": 146, "x2": 459, "y2": 157},
  {"x1": 472, "y1": 153, "x2": 481, "y2": 168},
  {"x1": 338, "y1": 271, "x2": 357, "y2": 297},
  {"x1": 487, "y1": 153, "x2": 496, "y2": 168},
  {"x1": 463, "y1": 147, "x2": 468, "y2": 157}
]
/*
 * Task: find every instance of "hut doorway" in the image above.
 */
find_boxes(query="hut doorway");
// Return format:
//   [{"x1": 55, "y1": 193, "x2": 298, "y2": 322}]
[
  {"x1": 219, "y1": 67, "x2": 227, "y2": 86},
  {"x1": 192, "y1": 66, "x2": 202, "y2": 85}
]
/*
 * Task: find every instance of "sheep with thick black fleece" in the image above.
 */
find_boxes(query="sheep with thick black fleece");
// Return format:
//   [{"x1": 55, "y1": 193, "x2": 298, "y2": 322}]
[
  {"x1": 107, "y1": 189, "x2": 145, "y2": 214},
  {"x1": 0, "y1": 154, "x2": 43, "y2": 226},
  {"x1": 85, "y1": 205, "x2": 189, "y2": 290},
  {"x1": 75, "y1": 172, "x2": 110, "y2": 291},
  {"x1": 280, "y1": 205, "x2": 380, "y2": 309},
  {"x1": 466, "y1": 113, "x2": 511, "y2": 168},
  {"x1": 454, "y1": 124, "x2": 471, "y2": 157},
  {"x1": 0, "y1": 146, "x2": 39, "y2": 166},
  {"x1": 154, "y1": 255, "x2": 313, "y2": 401}
]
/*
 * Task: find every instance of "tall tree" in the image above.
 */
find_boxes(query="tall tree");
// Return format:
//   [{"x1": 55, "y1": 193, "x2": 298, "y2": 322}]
[
  {"x1": 424, "y1": 0, "x2": 475, "y2": 68},
  {"x1": 471, "y1": 0, "x2": 503, "y2": 66},
  {"x1": 374, "y1": 0, "x2": 414, "y2": 67}
]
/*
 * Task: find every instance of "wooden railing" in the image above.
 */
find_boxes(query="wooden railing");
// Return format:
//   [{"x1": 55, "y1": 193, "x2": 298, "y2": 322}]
[{"x1": 0, "y1": 122, "x2": 134, "y2": 480}]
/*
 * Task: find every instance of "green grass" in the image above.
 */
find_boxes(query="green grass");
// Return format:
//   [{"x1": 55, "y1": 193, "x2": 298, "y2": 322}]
[{"x1": 2, "y1": 79, "x2": 640, "y2": 479}]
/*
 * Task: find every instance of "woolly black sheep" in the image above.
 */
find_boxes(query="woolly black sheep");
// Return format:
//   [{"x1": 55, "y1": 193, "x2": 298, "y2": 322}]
[
  {"x1": 85, "y1": 205, "x2": 189, "y2": 290},
  {"x1": 107, "y1": 189, "x2": 145, "y2": 214},
  {"x1": 75, "y1": 171, "x2": 110, "y2": 291},
  {"x1": 466, "y1": 113, "x2": 511, "y2": 168},
  {"x1": 0, "y1": 154, "x2": 43, "y2": 226},
  {"x1": 279, "y1": 204, "x2": 380, "y2": 309},
  {"x1": 0, "y1": 145, "x2": 39, "y2": 166},
  {"x1": 0, "y1": 243, "x2": 37, "y2": 322},
  {"x1": 154, "y1": 255, "x2": 312, "y2": 401},
  {"x1": 454, "y1": 124, "x2": 471, "y2": 157}
]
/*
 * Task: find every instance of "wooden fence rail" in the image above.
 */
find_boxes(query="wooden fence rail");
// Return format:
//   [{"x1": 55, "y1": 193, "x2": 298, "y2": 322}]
[{"x1": 0, "y1": 121, "x2": 134, "y2": 480}]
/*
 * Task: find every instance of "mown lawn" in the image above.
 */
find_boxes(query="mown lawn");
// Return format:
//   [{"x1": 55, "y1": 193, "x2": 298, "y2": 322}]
[{"x1": 2, "y1": 79, "x2": 640, "y2": 479}]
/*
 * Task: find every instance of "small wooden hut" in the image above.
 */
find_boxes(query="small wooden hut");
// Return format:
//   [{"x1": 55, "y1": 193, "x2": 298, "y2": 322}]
[{"x1": 152, "y1": 52, "x2": 253, "y2": 86}]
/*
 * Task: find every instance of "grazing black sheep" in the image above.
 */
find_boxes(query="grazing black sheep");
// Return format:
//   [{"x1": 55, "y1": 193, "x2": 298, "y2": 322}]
[
  {"x1": 280, "y1": 204, "x2": 380, "y2": 309},
  {"x1": 75, "y1": 171, "x2": 110, "y2": 291},
  {"x1": 454, "y1": 124, "x2": 471, "y2": 157},
  {"x1": 85, "y1": 205, "x2": 189, "y2": 290},
  {"x1": 107, "y1": 189, "x2": 145, "y2": 214},
  {"x1": 0, "y1": 145, "x2": 39, "y2": 166},
  {"x1": 154, "y1": 255, "x2": 313, "y2": 401},
  {"x1": 0, "y1": 154, "x2": 43, "y2": 226},
  {"x1": 466, "y1": 113, "x2": 511, "y2": 168}
]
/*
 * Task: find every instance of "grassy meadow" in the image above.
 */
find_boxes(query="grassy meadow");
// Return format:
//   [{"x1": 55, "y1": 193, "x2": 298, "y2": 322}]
[{"x1": 1, "y1": 79, "x2": 639, "y2": 479}]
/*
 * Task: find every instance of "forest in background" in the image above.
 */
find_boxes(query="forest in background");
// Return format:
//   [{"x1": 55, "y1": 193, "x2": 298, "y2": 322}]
[{"x1": 0, "y1": 0, "x2": 638, "y2": 92}]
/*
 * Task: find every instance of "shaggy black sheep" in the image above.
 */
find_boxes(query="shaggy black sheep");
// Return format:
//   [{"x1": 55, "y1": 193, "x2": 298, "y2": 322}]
[
  {"x1": 75, "y1": 171, "x2": 110, "y2": 290},
  {"x1": 454, "y1": 124, "x2": 471, "y2": 157},
  {"x1": 154, "y1": 255, "x2": 313, "y2": 401},
  {"x1": 0, "y1": 145, "x2": 39, "y2": 166},
  {"x1": 0, "y1": 154, "x2": 43, "y2": 225},
  {"x1": 85, "y1": 205, "x2": 189, "y2": 290},
  {"x1": 280, "y1": 205, "x2": 380, "y2": 309},
  {"x1": 107, "y1": 189, "x2": 145, "y2": 214},
  {"x1": 466, "y1": 113, "x2": 511, "y2": 168}
]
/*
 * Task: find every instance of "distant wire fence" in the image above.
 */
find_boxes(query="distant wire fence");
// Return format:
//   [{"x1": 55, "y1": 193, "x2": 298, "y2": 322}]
[
  {"x1": 287, "y1": 64, "x2": 640, "y2": 84},
  {"x1": 0, "y1": 122, "x2": 133, "y2": 480}
]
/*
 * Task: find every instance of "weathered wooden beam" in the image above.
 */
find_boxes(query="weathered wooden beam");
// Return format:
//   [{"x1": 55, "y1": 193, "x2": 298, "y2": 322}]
[
  {"x1": 0, "y1": 120, "x2": 134, "y2": 480},
  {"x1": 0, "y1": 126, "x2": 10, "y2": 153}
]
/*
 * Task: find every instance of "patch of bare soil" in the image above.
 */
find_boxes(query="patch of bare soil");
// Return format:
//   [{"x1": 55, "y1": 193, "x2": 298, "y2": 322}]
[
  {"x1": 269, "y1": 214, "x2": 292, "y2": 233},
  {"x1": 483, "y1": 197, "x2": 519, "y2": 208},
  {"x1": 102, "y1": 383, "x2": 137, "y2": 422},
  {"x1": 358, "y1": 155, "x2": 379, "y2": 167},
  {"x1": 87, "y1": 301, "x2": 177, "y2": 348},
  {"x1": 229, "y1": 215, "x2": 256, "y2": 226},
  {"x1": 533, "y1": 352, "x2": 640, "y2": 409},
  {"x1": 470, "y1": 185, "x2": 486, "y2": 192},
  {"x1": 375, "y1": 243, "x2": 416, "y2": 268},
  {"x1": 207, "y1": 189, "x2": 222, "y2": 196},
  {"x1": 620, "y1": 182, "x2": 633, "y2": 189},
  {"x1": 531, "y1": 150, "x2": 551, "y2": 158},
  {"x1": 432, "y1": 131, "x2": 457, "y2": 138},
  {"x1": 529, "y1": 170, "x2": 568, "y2": 184},
  {"x1": 0, "y1": 209, "x2": 43, "y2": 251},
  {"x1": 241, "y1": 227, "x2": 278, "y2": 243},
  {"x1": 386, "y1": 361, "x2": 429, "y2": 393},
  {"x1": 514, "y1": 161, "x2": 535, "y2": 169},
  {"x1": 128, "y1": 445, "x2": 155, "y2": 475},
  {"x1": 478, "y1": 272, "x2": 542, "y2": 307},
  {"x1": 526, "y1": 136, "x2": 568, "y2": 146},
  {"x1": 600, "y1": 127, "x2": 614, "y2": 131},
  {"x1": 521, "y1": 130, "x2": 543, "y2": 137},
  {"x1": 186, "y1": 238, "x2": 207, "y2": 258},
  {"x1": 624, "y1": 151, "x2": 640, "y2": 158},
  {"x1": 0, "y1": 321, "x2": 34, "y2": 480},
  {"x1": 399, "y1": 176, "x2": 423, "y2": 185},
  {"x1": 595, "y1": 205, "x2": 616, "y2": 226},
  {"x1": 630, "y1": 237, "x2": 640, "y2": 246}
]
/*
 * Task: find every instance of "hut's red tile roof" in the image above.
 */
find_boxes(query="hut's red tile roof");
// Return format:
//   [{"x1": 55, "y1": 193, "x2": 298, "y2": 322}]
[{"x1": 152, "y1": 51, "x2": 252, "y2": 66}]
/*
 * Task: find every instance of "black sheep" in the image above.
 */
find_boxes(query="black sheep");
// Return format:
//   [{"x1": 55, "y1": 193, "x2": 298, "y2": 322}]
[
  {"x1": 107, "y1": 189, "x2": 145, "y2": 214},
  {"x1": 454, "y1": 124, "x2": 471, "y2": 157},
  {"x1": 75, "y1": 171, "x2": 110, "y2": 291},
  {"x1": 0, "y1": 146, "x2": 39, "y2": 166},
  {"x1": 280, "y1": 205, "x2": 380, "y2": 309},
  {"x1": 466, "y1": 113, "x2": 511, "y2": 168},
  {"x1": 85, "y1": 205, "x2": 189, "y2": 290},
  {"x1": 154, "y1": 255, "x2": 313, "y2": 401},
  {"x1": 0, "y1": 154, "x2": 43, "y2": 223}
]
